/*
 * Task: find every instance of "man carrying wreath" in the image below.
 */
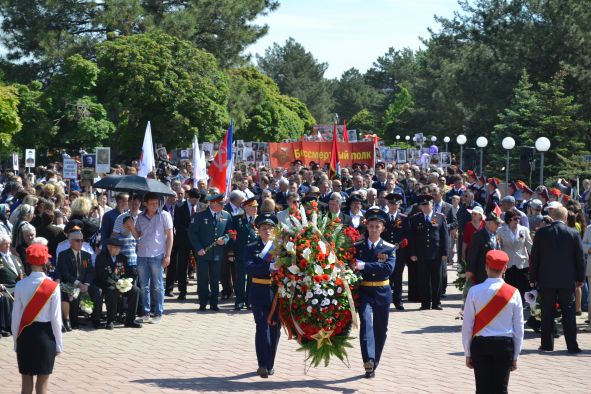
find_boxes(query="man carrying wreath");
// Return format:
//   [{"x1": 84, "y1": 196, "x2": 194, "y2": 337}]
[
  {"x1": 244, "y1": 213, "x2": 281, "y2": 379},
  {"x1": 354, "y1": 207, "x2": 396, "y2": 378}
]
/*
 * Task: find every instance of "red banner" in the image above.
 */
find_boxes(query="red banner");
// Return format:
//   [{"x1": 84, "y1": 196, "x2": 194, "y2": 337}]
[{"x1": 269, "y1": 141, "x2": 375, "y2": 168}]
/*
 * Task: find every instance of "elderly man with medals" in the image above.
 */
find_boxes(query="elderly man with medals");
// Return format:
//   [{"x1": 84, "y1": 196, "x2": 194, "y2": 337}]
[
  {"x1": 354, "y1": 207, "x2": 396, "y2": 378},
  {"x1": 244, "y1": 213, "x2": 281, "y2": 379}
]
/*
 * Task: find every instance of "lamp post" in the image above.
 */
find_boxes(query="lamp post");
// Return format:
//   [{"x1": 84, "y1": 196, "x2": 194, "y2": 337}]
[
  {"x1": 535, "y1": 137, "x2": 551, "y2": 186},
  {"x1": 396, "y1": 135, "x2": 400, "y2": 146},
  {"x1": 456, "y1": 134, "x2": 467, "y2": 169},
  {"x1": 502, "y1": 137, "x2": 516, "y2": 186},
  {"x1": 444, "y1": 136, "x2": 450, "y2": 152},
  {"x1": 476, "y1": 136, "x2": 488, "y2": 175}
]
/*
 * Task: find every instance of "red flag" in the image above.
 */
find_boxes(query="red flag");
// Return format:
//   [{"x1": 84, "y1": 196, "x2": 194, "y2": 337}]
[
  {"x1": 493, "y1": 203, "x2": 502, "y2": 217},
  {"x1": 208, "y1": 123, "x2": 234, "y2": 194},
  {"x1": 329, "y1": 123, "x2": 341, "y2": 179},
  {"x1": 343, "y1": 120, "x2": 349, "y2": 143}
]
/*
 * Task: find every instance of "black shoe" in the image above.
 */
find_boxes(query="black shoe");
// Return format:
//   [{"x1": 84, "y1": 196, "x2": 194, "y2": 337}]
[
  {"x1": 93, "y1": 321, "x2": 103, "y2": 329},
  {"x1": 568, "y1": 347, "x2": 582, "y2": 354},
  {"x1": 234, "y1": 302, "x2": 245, "y2": 310},
  {"x1": 164, "y1": 291, "x2": 174, "y2": 297},
  {"x1": 394, "y1": 304, "x2": 405, "y2": 311},
  {"x1": 365, "y1": 371, "x2": 375, "y2": 379},
  {"x1": 210, "y1": 305, "x2": 220, "y2": 312},
  {"x1": 432, "y1": 304, "x2": 443, "y2": 310},
  {"x1": 61, "y1": 326, "x2": 67, "y2": 333},
  {"x1": 105, "y1": 321, "x2": 114, "y2": 330},
  {"x1": 221, "y1": 294, "x2": 229, "y2": 300},
  {"x1": 177, "y1": 293, "x2": 186, "y2": 301},
  {"x1": 199, "y1": 305, "x2": 207, "y2": 311},
  {"x1": 538, "y1": 346, "x2": 553, "y2": 352},
  {"x1": 124, "y1": 321, "x2": 143, "y2": 328},
  {"x1": 256, "y1": 367, "x2": 269, "y2": 378},
  {"x1": 419, "y1": 305, "x2": 430, "y2": 310},
  {"x1": 1, "y1": 330, "x2": 10, "y2": 337},
  {"x1": 64, "y1": 320, "x2": 73, "y2": 332},
  {"x1": 268, "y1": 368, "x2": 275, "y2": 376}
]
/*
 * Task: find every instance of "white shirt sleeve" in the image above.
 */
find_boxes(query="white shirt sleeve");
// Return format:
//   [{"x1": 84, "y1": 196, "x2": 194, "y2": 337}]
[
  {"x1": 11, "y1": 284, "x2": 23, "y2": 352},
  {"x1": 512, "y1": 292, "x2": 524, "y2": 360},
  {"x1": 50, "y1": 285, "x2": 63, "y2": 353},
  {"x1": 461, "y1": 288, "x2": 476, "y2": 358}
]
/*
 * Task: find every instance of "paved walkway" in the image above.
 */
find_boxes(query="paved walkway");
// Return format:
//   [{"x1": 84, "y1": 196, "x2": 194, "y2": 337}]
[{"x1": 1, "y1": 268, "x2": 590, "y2": 393}]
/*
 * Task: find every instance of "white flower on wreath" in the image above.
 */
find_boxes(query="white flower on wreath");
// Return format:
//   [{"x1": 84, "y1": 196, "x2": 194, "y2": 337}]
[
  {"x1": 302, "y1": 248, "x2": 312, "y2": 261},
  {"x1": 305, "y1": 291, "x2": 314, "y2": 300},
  {"x1": 307, "y1": 306, "x2": 313, "y2": 313},
  {"x1": 318, "y1": 241, "x2": 327, "y2": 255},
  {"x1": 332, "y1": 299, "x2": 338, "y2": 305},
  {"x1": 337, "y1": 287, "x2": 343, "y2": 294},
  {"x1": 287, "y1": 265, "x2": 301, "y2": 275},
  {"x1": 314, "y1": 288, "x2": 323, "y2": 295},
  {"x1": 322, "y1": 289, "x2": 328, "y2": 296},
  {"x1": 314, "y1": 264, "x2": 323, "y2": 276},
  {"x1": 311, "y1": 298, "x2": 319, "y2": 305},
  {"x1": 304, "y1": 276, "x2": 313, "y2": 286},
  {"x1": 524, "y1": 290, "x2": 539, "y2": 307},
  {"x1": 327, "y1": 252, "x2": 336, "y2": 265},
  {"x1": 285, "y1": 241, "x2": 296, "y2": 254},
  {"x1": 278, "y1": 287, "x2": 287, "y2": 297},
  {"x1": 327, "y1": 288, "x2": 335, "y2": 296}
]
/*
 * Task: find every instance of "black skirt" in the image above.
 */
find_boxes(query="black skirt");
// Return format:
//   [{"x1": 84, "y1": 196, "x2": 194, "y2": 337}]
[{"x1": 17, "y1": 322, "x2": 56, "y2": 375}]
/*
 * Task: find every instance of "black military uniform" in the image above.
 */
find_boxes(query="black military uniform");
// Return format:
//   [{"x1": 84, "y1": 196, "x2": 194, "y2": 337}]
[
  {"x1": 94, "y1": 238, "x2": 142, "y2": 329},
  {"x1": 232, "y1": 197, "x2": 259, "y2": 310},
  {"x1": 408, "y1": 195, "x2": 449, "y2": 310},
  {"x1": 382, "y1": 193, "x2": 409, "y2": 310}
]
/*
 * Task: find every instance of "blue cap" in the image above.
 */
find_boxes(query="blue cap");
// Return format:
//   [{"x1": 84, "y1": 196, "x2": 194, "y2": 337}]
[
  {"x1": 254, "y1": 213, "x2": 278, "y2": 228},
  {"x1": 365, "y1": 207, "x2": 388, "y2": 223},
  {"x1": 206, "y1": 193, "x2": 225, "y2": 203}
]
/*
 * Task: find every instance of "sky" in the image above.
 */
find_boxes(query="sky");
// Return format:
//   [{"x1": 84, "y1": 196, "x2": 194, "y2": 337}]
[{"x1": 246, "y1": 0, "x2": 462, "y2": 79}]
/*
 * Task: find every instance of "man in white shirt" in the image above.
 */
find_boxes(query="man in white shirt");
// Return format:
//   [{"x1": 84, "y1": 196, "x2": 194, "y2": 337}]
[{"x1": 462, "y1": 250, "x2": 524, "y2": 394}]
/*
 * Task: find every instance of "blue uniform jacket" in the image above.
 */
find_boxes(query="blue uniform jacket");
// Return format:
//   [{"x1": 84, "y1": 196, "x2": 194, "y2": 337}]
[
  {"x1": 187, "y1": 209, "x2": 233, "y2": 262},
  {"x1": 244, "y1": 238, "x2": 275, "y2": 307},
  {"x1": 408, "y1": 212, "x2": 449, "y2": 261},
  {"x1": 355, "y1": 239, "x2": 396, "y2": 306}
]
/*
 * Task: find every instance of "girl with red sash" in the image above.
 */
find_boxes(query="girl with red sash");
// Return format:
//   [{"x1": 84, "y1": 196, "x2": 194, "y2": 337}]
[{"x1": 11, "y1": 244, "x2": 62, "y2": 394}]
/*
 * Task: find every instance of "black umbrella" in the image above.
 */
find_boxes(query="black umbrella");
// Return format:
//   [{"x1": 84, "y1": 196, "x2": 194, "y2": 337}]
[{"x1": 93, "y1": 175, "x2": 175, "y2": 196}]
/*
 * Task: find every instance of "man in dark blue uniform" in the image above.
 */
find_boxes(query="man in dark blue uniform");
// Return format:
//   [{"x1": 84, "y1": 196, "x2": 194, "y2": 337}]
[
  {"x1": 383, "y1": 193, "x2": 409, "y2": 310},
  {"x1": 187, "y1": 193, "x2": 233, "y2": 312},
  {"x1": 244, "y1": 213, "x2": 281, "y2": 378},
  {"x1": 232, "y1": 197, "x2": 259, "y2": 310},
  {"x1": 355, "y1": 207, "x2": 396, "y2": 378},
  {"x1": 409, "y1": 194, "x2": 449, "y2": 310}
]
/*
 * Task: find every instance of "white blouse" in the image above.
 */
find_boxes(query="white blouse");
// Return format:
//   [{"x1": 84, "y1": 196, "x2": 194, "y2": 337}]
[{"x1": 11, "y1": 272, "x2": 63, "y2": 352}]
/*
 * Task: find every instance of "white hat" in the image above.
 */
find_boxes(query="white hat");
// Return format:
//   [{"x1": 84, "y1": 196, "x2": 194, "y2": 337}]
[
  {"x1": 468, "y1": 206, "x2": 484, "y2": 216},
  {"x1": 547, "y1": 201, "x2": 562, "y2": 209}
]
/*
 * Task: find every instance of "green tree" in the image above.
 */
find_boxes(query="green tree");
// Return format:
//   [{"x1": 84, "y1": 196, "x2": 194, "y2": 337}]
[
  {"x1": 96, "y1": 32, "x2": 229, "y2": 156},
  {"x1": 0, "y1": 84, "x2": 21, "y2": 147},
  {"x1": 11, "y1": 81, "x2": 56, "y2": 150},
  {"x1": 228, "y1": 67, "x2": 314, "y2": 141},
  {"x1": 349, "y1": 109, "x2": 379, "y2": 133},
  {"x1": 257, "y1": 38, "x2": 333, "y2": 123},
  {"x1": 331, "y1": 68, "x2": 382, "y2": 122}
]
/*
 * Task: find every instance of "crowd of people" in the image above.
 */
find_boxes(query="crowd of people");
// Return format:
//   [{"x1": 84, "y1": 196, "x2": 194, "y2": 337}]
[{"x1": 1, "y1": 157, "x2": 590, "y2": 391}]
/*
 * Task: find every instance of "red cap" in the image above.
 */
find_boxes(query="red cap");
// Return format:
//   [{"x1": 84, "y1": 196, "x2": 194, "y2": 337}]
[
  {"x1": 26, "y1": 244, "x2": 51, "y2": 266},
  {"x1": 486, "y1": 250, "x2": 509, "y2": 271},
  {"x1": 549, "y1": 188, "x2": 561, "y2": 197}
]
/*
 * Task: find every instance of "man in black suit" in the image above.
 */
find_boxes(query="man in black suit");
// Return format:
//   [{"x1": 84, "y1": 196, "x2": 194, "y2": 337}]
[
  {"x1": 318, "y1": 180, "x2": 332, "y2": 205},
  {"x1": 274, "y1": 179, "x2": 290, "y2": 210},
  {"x1": 326, "y1": 193, "x2": 352, "y2": 226},
  {"x1": 371, "y1": 169, "x2": 388, "y2": 192},
  {"x1": 383, "y1": 193, "x2": 409, "y2": 310},
  {"x1": 57, "y1": 230, "x2": 102, "y2": 330},
  {"x1": 0, "y1": 234, "x2": 25, "y2": 336},
  {"x1": 166, "y1": 189, "x2": 200, "y2": 300},
  {"x1": 466, "y1": 212, "x2": 502, "y2": 285},
  {"x1": 529, "y1": 206, "x2": 585, "y2": 353},
  {"x1": 408, "y1": 194, "x2": 449, "y2": 310},
  {"x1": 431, "y1": 187, "x2": 457, "y2": 296},
  {"x1": 94, "y1": 238, "x2": 142, "y2": 329}
]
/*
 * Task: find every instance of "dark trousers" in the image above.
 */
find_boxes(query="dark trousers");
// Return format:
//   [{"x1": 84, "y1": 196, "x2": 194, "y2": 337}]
[
  {"x1": 103, "y1": 285, "x2": 140, "y2": 324},
  {"x1": 539, "y1": 287, "x2": 579, "y2": 351},
  {"x1": 166, "y1": 244, "x2": 190, "y2": 295},
  {"x1": 418, "y1": 258, "x2": 441, "y2": 307},
  {"x1": 441, "y1": 260, "x2": 448, "y2": 295},
  {"x1": 359, "y1": 301, "x2": 390, "y2": 369},
  {"x1": 63, "y1": 285, "x2": 102, "y2": 323},
  {"x1": 407, "y1": 260, "x2": 420, "y2": 302},
  {"x1": 252, "y1": 305, "x2": 281, "y2": 370},
  {"x1": 220, "y1": 250, "x2": 237, "y2": 298},
  {"x1": 471, "y1": 336, "x2": 514, "y2": 394},
  {"x1": 389, "y1": 255, "x2": 406, "y2": 305},
  {"x1": 197, "y1": 259, "x2": 221, "y2": 307},
  {"x1": 234, "y1": 257, "x2": 247, "y2": 306}
]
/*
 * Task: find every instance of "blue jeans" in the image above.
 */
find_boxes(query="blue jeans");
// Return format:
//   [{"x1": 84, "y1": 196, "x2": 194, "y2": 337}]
[{"x1": 137, "y1": 255, "x2": 164, "y2": 316}]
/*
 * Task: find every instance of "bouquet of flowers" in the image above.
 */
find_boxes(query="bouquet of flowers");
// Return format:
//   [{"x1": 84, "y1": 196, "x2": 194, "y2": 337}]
[
  {"x1": 524, "y1": 289, "x2": 541, "y2": 321},
  {"x1": 116, "y1": 278, "x2": 134, "y2": 293},
  {"x1": 61, "y1": 282, "x2": 80, "y2": 302},
  {"x1": 79, "y1": 292, "x2": 94, "y2": 315},
  {"x1": 270, "y1": 200, "x2": 363, "y2": 367},
  {"x1": 453, "y1": 259, "x2": 467, "y2": 291}
]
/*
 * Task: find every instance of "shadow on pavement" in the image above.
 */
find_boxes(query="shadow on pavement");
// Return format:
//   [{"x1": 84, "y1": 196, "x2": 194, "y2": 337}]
[
  {"x1": 132, "y1": 372, "x2": 363, "y2": 392},
  {"x1": 401, "y1": 325, "x2": 461, "y2": 334}
]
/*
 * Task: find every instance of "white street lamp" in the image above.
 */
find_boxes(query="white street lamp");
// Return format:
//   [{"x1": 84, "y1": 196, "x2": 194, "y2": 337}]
[
  {"x1": 456, "y1": 135, "x2": 467, "y2": 169},
  {"x1": 502, "y1": 137, "x2": 516, "y2": 186},
  {"x1": 443, "y1": 136, "x2": 450, "y2": 152},
  {"x1": 405, "y1": 135, "x2": 410, "y2": 141},
  {"x1": 535, "y1": 137, "x2": 551, "y2": 186},
  {"x1": 476, "y1": 136, "x2": 488, "y2": 175}
]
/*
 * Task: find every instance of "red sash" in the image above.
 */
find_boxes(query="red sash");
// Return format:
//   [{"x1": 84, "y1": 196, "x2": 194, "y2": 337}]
[
  {"x1": 473, "y1": 283, "x2": 516, "y2": 337},
  {"x1": 18, "y1": 278, "x2": 58, "y2": 337}
]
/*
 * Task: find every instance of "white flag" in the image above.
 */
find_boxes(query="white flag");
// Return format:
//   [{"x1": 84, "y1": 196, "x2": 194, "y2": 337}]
[
  {"x1": 138, "y1": 121, "x2": 155, "y2": 177},
  {"x1": 192, "y1": 134, "x2": 208, "y2": 187}
]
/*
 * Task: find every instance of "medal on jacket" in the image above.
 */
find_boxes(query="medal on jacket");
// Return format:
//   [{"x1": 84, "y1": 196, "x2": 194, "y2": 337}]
[{"x1": 377, "y1": 253, "x2": 387, "y2": 262}]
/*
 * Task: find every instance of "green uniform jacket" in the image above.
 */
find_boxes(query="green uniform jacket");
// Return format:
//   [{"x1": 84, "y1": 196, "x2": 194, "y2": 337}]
[{"x1": 188, "y1": 208, "x2": 233, "y2": 262}]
